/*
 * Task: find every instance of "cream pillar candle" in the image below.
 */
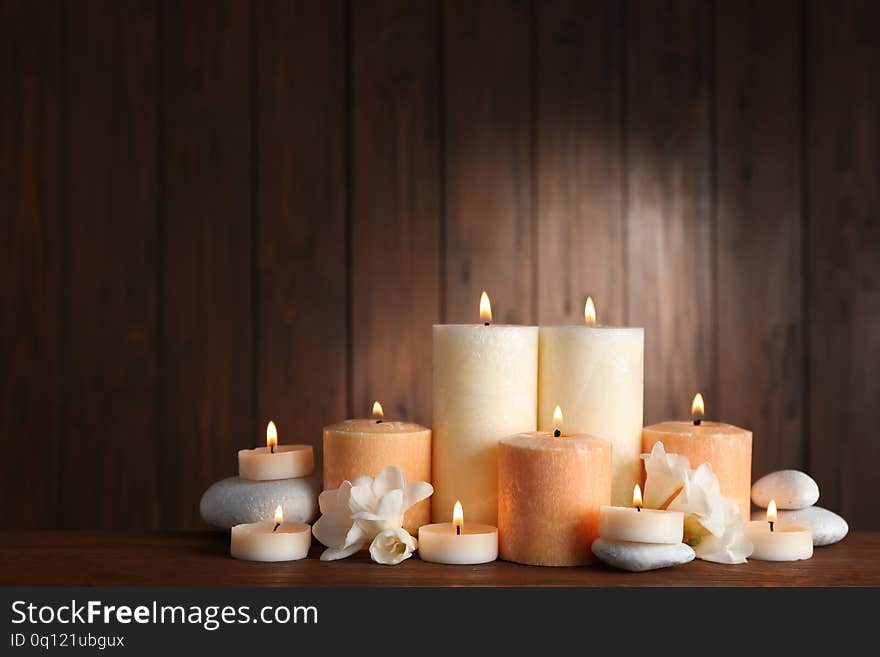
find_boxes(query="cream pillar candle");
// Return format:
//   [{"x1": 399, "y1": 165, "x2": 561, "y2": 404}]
[
  {"x1": 323, "y1": 402, "x2": 431, "y2": 533},
  {"x1": 599, "y1": 485, "x2": 684, "y2": 544},
  {"x1": 230, "y1": 506, "x2": 311, "y2": 561},
  {"x1": 418, "y1": 501, "x2": 498, "y2": 564},
  {"x1": 238, "y1": 421, "x2": 314, "y2": 481},
  {"x1": 745, "y1": 500, "x2": 812, "y2": 561},
  {"x1": 538, "y1": 298, "x2": 644, "y2": 506},
  {"x1": 497, "y1": 408, "x2": 612, "y2": 566},
  {"x1": 641, "y1": 394, "x2": 753, "y2": 519},
  {"x1": 432, "y1": 292, "x2": 538, "y2": 524}
]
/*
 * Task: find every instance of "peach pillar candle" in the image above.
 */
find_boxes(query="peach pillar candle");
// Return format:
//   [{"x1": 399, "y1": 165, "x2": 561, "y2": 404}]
[
  {"x1": 432, "y1": 292, "x2": 538, "y2": 524},
  {"x1": 238, "y1": 421, "x2": 314, "y2": 481},
  {"x1": 641, "y1": 394, "x2": 752, "y2": 519},
  {"x1": 538, "y1": 298, "x2": 644, "y2": 506},
  {"x1": 497, "y1": 408, "x2": 612, "y2": 566},
  {"x1": 418, "y1": 501, "x2": 498, "y2": 565},
  {"x1": 323, "y1": 402, "x2": 431, "y2": 533},
  {"x1": 230, "y1": 506, "x2": 311, "y2": 562},
  {"x1": 745, "y1": 501, "x2": 812, "y2": 561}
]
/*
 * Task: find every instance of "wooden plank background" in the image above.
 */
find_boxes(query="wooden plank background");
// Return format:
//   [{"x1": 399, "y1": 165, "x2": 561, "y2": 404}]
[{"x1": 1, "y1": 0, "x2": 877, "y2": 530}]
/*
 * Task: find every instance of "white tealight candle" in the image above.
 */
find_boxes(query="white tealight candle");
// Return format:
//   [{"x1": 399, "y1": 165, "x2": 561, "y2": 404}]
[
  {"x1": 231, "y1": 505, "x2": 311, "y2": 562},
  {"x1": 239, "y1": 421, "x2": 314, "y2": 481},
  {"x1": 745, "y1": 500, "x2": 813, "y2": 561},
  {"x1": 418, "y1": 501, "x2": 498, "y2": 565},
  {"x1": 599, "y1": 485, "x2": 684, "y2": 544}
]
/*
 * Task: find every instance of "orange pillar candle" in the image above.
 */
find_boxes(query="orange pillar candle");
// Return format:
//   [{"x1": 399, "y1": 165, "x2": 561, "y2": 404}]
[
  {"x1": 641, "y1": 394, "x2": 752, "y2": 519},
  {"x1": 497, "y1": 407, "x2": 612, "y2": 566},
  {"x1": 323, "y1": 402, "x2": 431, "y2": 533}
]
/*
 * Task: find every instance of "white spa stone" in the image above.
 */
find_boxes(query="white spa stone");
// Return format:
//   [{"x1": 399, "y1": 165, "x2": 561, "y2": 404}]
[
  {"x1": 751, "y1": 470, "x2": 819, "y2": 510},
  {"x1": 591, "y1": 539, "x2": 695, "y2": 572},
  {"x1": 200, "y1": 475, "x2": 320, "y2": 529},
  {"x1": 751, "y1": 506, "x2": 848, "y2": 547}
]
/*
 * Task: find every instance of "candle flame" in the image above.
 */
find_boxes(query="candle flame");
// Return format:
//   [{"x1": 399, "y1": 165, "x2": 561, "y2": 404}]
[
  {"x1": 767, "y1": 500, "x2": 777, "y2": 524},
  {"x1": 453, "y1": 500, "x2": 463, "y2": 530},
  {"x1": 266, "y1": 421, "x2": 278, "y2": 450},
  {"x1": 584, "y1": 296, "x2": 597, "y2": 326},
  {"x1": 274, "y1": 505, "x2": 283, "y2": 525},
  {"x1": 633, "y1": 484, "x2": 643, "y2": 509},
  {"x1": 372, "y1": 401, "x2": 384, "y2": 419},
  {"x1": 479, "y1": 291, "x2": 492, "y2": 323},
  {"x1": 691, "y1": 393, "x2": 705, "y2": 419},
  {"x1": 553, "y1": 405, "x2": 564, "y2": 431}
]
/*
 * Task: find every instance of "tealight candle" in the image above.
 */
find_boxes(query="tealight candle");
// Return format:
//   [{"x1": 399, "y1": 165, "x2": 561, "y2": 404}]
[
  {"x1": 599, "y1": 485, "x2": 684, "y2": 544},
  {"x1": 230, "y1": 505, "x2": 311, "y2": 561},
  {"x1": 418, "y1": 501, "x2": 498, "y2": 565},
  {"x1": 238, "y1": 421, "x2": 314, "y2": 481},
  {"x1": 642, "y1": 393, "x2": 752, "y2": 519},
  {"x1": 745, "y1": 500, "x2": 813, "y2": 561}
]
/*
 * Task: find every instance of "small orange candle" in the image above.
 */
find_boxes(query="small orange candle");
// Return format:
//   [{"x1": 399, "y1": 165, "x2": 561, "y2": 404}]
[
  {"x1": 641, "y1": 393, "x2": 752, "y2": 519},
  {"x1": 498, "y1": 407, "x2": 612, "y2": 566}
]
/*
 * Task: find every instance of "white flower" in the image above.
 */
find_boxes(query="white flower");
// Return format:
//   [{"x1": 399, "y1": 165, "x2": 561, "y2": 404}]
[
  {"x1": 642, "y1": 441, "x2": 753, "y2": 564},
  {"x1": 369, "y1": 528, "x2": 417, "y2": 565},
  {"x1": 312, "y1": 465, "x2": 433, "y2": 562}
]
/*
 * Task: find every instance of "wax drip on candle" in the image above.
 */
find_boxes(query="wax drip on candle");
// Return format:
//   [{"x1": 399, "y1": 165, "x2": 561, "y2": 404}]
[
  {"x1": 267, "y1": 420, "x2": 278, "y2": 454},
  {"x1": 273, "y1": 505, "x2": 283, "y2": 532},
  {"x1": 691, "y1": 393, "x2": 705, "y2": 427},
  {"x1": 372, "y1": 401, "x2": 384, "y2": 424},
  {"x1": 767, "y1": 499, "x2": 777, "y2": 532},
  {"x1": 480, "y1": 291, "x2": 492, "y2": 326}
]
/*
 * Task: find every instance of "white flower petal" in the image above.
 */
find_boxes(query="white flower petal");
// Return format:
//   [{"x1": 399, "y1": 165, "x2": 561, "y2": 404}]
[
  {"x1": 352, "y1": 475, "x2": 373, "y2": 488},
  {"x1": 348, "y1": 483, "x2": 378, "y2": 515},
  {"x1": 372, "y1": 465, "x2": 406, "y2": 498},
  {"x1": 403, "y1": 481, "x2": 434, "y2": 512},
  {"x1": 313, "y1": 485, "x2": 357, "y2": 549},
  {"x1": 369, "y1": 528, "x2": 417, "y2": 565},
  {"x1": 321, "y1": 541, "x2": 366, "y2": 561},
  {"x1": 694, "y1": 506, "x2": 753, "y2": 564},
  {"x1": 642, "y1": 442, "x2": 690, "y2": 510}
]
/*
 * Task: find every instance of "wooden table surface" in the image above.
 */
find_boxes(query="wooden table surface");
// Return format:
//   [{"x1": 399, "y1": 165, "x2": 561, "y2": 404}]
[{"x1": 1, "y1": 530, "x2": 876, "y2": 587}]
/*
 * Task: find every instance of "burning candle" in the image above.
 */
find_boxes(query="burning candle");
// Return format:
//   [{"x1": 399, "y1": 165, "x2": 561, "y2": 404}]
[
  {"x1": 418, "y1": 501, "x2": 498, "y2": 564},
  {"x1": 598, "y1": 485, "x2": 684, "y2": 544},
  {"x1": 238, "y1": 421, "x2": 314, "y2": 481},
  {"x1": 745, "y1": 499, "x2": 813, "y2": 561},
  {"x1": 230, "y1": 505, "x2": 311, "y2": 561},
  {"x1": 642, "y1": 393, "x2": 753, "y2": 519}
]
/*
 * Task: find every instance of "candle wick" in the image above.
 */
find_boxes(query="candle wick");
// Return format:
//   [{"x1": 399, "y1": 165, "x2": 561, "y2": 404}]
[
  {"x1": 693, "y1": 419, "x2": 701, "y2": 426},
  {"x1": 637, "y1": 506, "x2": 641, "y2": 513},
  {"x1": 273, "y1": 522, "x2": 280, "y2": 532},
  {"x1": 483, "y1": 322, "x2": 490, "y2": 327},
  {"x1": 769, "y1": 521, "x2": 774, "y2": 533},
  {"x1": 376, "y1": 419, "x2": 382, "y2": 424},
  {"x1": 553, "y1": 429, "x2": 561, "y2": 438},
  {"x1": 456, "y1": 524, "x2": 461, "y2": 536},
  {"x1": 270, "y1": 445, "x2": 275, "y2": 454}
]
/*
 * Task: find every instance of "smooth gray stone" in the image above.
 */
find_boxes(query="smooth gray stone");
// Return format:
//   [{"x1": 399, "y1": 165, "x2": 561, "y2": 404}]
[
  {"x1": 200, "y1": 475, "x2": 320, "y2": 529},
  {"x1": 591, "y1": 539, "x2": 695, "y2": 572},
  {"x1": 751, "y1": 470, "x2": 820, "y2": 510},
  {"x1": 751, "y1": 506, "x2": 848, "y2": 547}
]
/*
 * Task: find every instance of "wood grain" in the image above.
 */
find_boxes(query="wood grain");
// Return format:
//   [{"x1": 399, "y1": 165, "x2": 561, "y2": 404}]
[
  {"x1": 806, "y1": 0, "x2": 880, "y2": 528},
  {"x1": 0, "y1": 530, "x2": 876, "y2": 587},
  {"x1": 0, "y1": 0, "x2": 63, "y2": 528},
  {"x1": 350, "y1": 0, "x2": 441, "y2": 426},
  {"x1": 443, "y1": 0, "x2": 534, "y2": 324},
  {"x1": 63, "y1": 0, "x2": 159, "y2": 528},
  {"x1": 160, "y1": 0, "x2": 253, "y2": 528},
  {"x1": 715, "y1": 0, "x2": 804, "y2": 478},
  {"x1": 624, "y1": 0, "x2": 714, "y2": 424},
  {"x1": 535, "y1": 0, "x2": 624, "y2": 326},
  {"x1": 254, "y1": 0, "x2": 347, "y2": 466}
]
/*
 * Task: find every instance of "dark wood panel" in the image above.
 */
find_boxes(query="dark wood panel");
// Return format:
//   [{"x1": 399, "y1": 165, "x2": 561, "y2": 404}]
[
  {"x1": 715, "y1": 0, "x2": 803, "y2": 478},
  {"x1": 535, "y1": 0, "x2": 624, "y2": 325},
  {"x1": 350, "y1": 0, "x2": 441, "y2": 426},
  {"x1": 624, "y1": 0, "x2": 714, "y2": 424},
  {"x1": 63, "y1": 0, "x2": 159, "y2": 528},
  {"x1": 807, "y1": 0, "x2": 880, "y2": 528},
  {"x1": 0, "y1": 0, "x2": 63, "y2": 527},
  {"x1": 255, "y1": 0, "x2": 347, "y2": 466},
  {"x1": 1, "y1": 530, "x2": 877, "y2": 587},
  {"x1": 443, "y1": 0, "x2": 534, "y2": 324},
  {"x1": 161, "y1": 0, "x2": 252, "y2": 528}
]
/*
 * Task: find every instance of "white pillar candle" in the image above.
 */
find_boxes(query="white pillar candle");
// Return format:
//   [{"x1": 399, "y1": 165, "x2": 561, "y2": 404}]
[
  {"x1": 538, "y1": 298, "x2": 644, "y2": 506},
  {"x1": 599, "y1": 485, "x2": 684, "y2": 544},
  {"x1": 432, "y1": 292, "x2": 538, "y2": 524},
  {"x1": 230, "y1": 506, "x2": 311, "y2": 561},
  {"x1": 239, "y1": 421, "x2": 314, "y2": 481},
  {"x1": 418, "y1": 502, "x2": 498, "y2": 565},
  {"x1": 745, "y1": 501, "x2": 813, "y2": 561}
]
